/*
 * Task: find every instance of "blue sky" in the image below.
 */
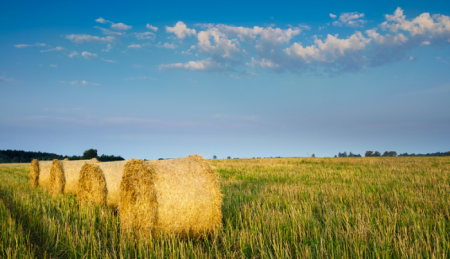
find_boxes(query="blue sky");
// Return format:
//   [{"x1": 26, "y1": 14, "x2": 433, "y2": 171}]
[{"x1": 1, "y1": 0, "x2": 450, "y2": 159}]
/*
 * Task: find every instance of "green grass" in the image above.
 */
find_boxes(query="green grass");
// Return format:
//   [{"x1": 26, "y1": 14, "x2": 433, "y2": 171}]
[{"x1": 0, "y1": 157, "x2": 449, "y2": 258}]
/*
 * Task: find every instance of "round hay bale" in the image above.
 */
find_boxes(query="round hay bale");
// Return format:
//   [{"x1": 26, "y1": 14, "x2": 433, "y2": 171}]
[
  {"x1": 91, "y1": 158, "x2": 99, "y2": 163},
  {"x1": 49, "y1": 159, "x2": 65, "y2": 194},
  {"x1": 49, "y1": 160, "x2": 95, "y2": 194},
  {"x1": 77, "y1": 160, "x2": 128, "y2": 209},
  {"x1": 30, "y1": 159, "x2": 39, "y2": 187},
  {"x1": 63, "y1": 158, "x2": 69, "y2": 161},
  {"x1": 119, "y1": 155, "x2": 223, "y2": 238},
  {"x1": 30, "y1": 160, "x2": 53, "y2": 189}
]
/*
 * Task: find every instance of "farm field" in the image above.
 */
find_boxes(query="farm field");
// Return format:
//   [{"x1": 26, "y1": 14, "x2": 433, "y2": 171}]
[{"x1": 0, "y1": 157, "x2": 449, "y2": 258}]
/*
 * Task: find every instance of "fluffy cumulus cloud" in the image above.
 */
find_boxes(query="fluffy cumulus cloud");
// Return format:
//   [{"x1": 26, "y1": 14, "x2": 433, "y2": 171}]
[
  {"x1": 45, "y1": 8, "x2": 450, "y2": 76},
  {"x1": 332, "y1": 12, "x2": 366, "y2": 27},
  {"x1": 81, "y1": 51, "x2": 98, "y2": 60},
  {"x1": 147, "y1": 24, "x2": 158, "y2": 31},
  {"x1": 381, "y1": 7, "x2": 450, "y2": 42},
  {"x1": 66, "y1": 34, "x2": 115, "y2": 44},
  {"x1": 166, "y1": 22, "x2": 196, "y2": 39},
  {"x1": 365, "y1": 29, "x2": 408, "y2": 46},
  {"x1": 284, "y1": 32, "x2": 370, "y2": 63}
]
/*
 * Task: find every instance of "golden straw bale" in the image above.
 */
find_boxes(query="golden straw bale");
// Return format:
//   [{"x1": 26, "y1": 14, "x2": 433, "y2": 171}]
[
  {"x1": 91, "y1": 158, "x2": 99, "y2": 163},
  {"x1": 49, "y1": 159, "x2": 65, "y2": 194},
  {"x1": 77, "y1": 160, "x2": 128, "y2": 209},
  {"x1": 30, "y1": 159, "x2": 39, "y2": 187},
  {"x1": 63, "y1": 158, "x2": 69, "y2": 161},
  {"x1": 50, "y1": 160, "x2": 95, "y2": 194},
  {"x1": 30, "y1": 160, "x2": 53, "y2": 189},
  {"x1": 119, "y1": 155, "x2": 223, "y2": 238}
]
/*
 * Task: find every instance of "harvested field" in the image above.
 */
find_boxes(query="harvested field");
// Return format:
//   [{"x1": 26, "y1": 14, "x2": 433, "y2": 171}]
[{"x1": 1, "y1": 157, "x2": 449, "y2": 258}]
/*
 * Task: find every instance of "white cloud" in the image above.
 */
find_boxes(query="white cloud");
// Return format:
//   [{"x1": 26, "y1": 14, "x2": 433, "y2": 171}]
[
  {"x1": 381, "y1": 7, "x2": 450, "y2": 37},
  {"x1": 68, "y1": 51, "x2": 79, "y2": 58},
  {"x1": 101, "y1": 44, "x2": 113, "y2": 52},
  {"x1": 95, "y1": 17, "x2": 107, "y2": 24},
  {"x1": 147, "y1": 24, "x2": 158, "y2": 31},
  {"x1": 155, "y1": 42, "x2": 178, "y2": 49},
  {"x1": 366, "y1": 29, "x2": 408, "y2": 46},
  {"x1": 284, "y1": 32, "x2": 371, "y2": 62},
  {"x1": 101, "y1": 58, "x2": 116, "y2": 63},
  {"x1": 330, "y1": 13, "x2": 337, "y2": 19},
  {"x1": 166, "y1": 21, "x2": 196, "y2": 39},
  {"x1": 111, "y1": 22, "x2": 132, "y2": 30},
  {"x1": 50, "y1": 64, "x2": 58, "y2": 67},
  {"x1": 14, "y1": 44, "x2": 33, "y2": 48},
  {"x1": 159, "y1": 58, "x2": 224, "y2": 71},
  {"x1": 66, "y1": 34, "x2": 116, "y2": 44},
  {"x1": 197, "y1": 29, "x2": 240, "y2": 58},
  {"x1": 70, "y1": 81, "x2": 78, "y2": 85},
  {"x1": 421, "y1": 41, "x2": 430, "y2": 46},
  {"x1": 251, "y1": 57, "x2": 279, "y2": 69},
  {"x1": 40, "y1": 46, "x2": 64, "y2": 52},
  {"x1": 135, "y1": 32, "x2": 155, "y2": 40},
  {"x1": 333, "y1": 12, "x2": 366, "y2": 27},
  {"x1": 81, "y1": 51, "x2": 98, "y2": 60},
  {"x1": 96, "y1": 17, "x2": 132, "y2": 30},
  {"x1": 128, "y1": 44, "x2": 142, "y2": 49},
  {"x1": 14, "y1": 43, "x2": 46, "y2": 48},
  {"x1": 91, "y1": 82, "x2": 100, "y2": 86},
  {"x1": 81, "y1": 80, "x2": 89, "y2": 85}
]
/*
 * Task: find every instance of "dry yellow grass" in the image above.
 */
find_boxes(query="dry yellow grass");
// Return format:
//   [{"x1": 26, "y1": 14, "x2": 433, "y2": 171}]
[{"x1": 119, "y1": 155, "x2": 223, "y2": 238}]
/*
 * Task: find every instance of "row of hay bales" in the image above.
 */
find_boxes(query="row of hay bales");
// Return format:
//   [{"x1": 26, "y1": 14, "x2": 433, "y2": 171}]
[{"x1": 30, "y1": 155, "x2": 222, "y2": 238}]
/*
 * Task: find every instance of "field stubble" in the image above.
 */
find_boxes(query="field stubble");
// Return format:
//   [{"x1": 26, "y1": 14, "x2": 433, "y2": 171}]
[{"x1": 0, "y1": 157, "x2": 449, "y2": 258}]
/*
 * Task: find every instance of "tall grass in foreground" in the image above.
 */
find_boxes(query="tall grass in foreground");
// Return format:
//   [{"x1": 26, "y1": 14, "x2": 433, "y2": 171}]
[{"x1": 0, "y1": 157, "x2": 449, "y2": 258}]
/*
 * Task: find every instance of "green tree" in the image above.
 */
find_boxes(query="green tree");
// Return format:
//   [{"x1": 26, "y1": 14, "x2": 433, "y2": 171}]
[
  {"x1": 365, "y1": 151, "x2": 373, "y2": 157},
  {"x1": 373, "y1": 151, "x2": 381, "y2": 157},
  {"x1": 82, "y1": 149, "x2": 98, "y2": 159}
]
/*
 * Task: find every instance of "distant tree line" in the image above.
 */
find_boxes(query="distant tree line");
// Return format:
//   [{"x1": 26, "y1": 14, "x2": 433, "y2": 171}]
[
  {"x1": 334, "y1": 150, "x2": 450, "y2": 157},
  {"x1": 336, "y1": 152, "x2": 362, "y2": 157},
  {"x1": 0, "y1": 149, "x2": 124, "y2": 163}
]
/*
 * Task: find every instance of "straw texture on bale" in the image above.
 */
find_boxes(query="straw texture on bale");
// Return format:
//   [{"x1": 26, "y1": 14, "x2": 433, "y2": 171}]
[
  {"x1": 119, "y1": 155, "x2": 223, "y2": 238},
  {"x1": 30, "y1": 160, "x2": 54, "y2": 188},
  {"x1": 30, "y1": 159, "x2": 39, "y2": 187},
  {"x1": 50, "y1": 160, "x2": 96, "y2": 194},
  {"x1": 91, "y1": 158, "x2": 99, "y2": 163},
  {"x1": 77, "y1": 160, "x2": 128, "y2": 209},
  {"x1": 63, "y1": 158, "x2": 69, "y2": 161}
]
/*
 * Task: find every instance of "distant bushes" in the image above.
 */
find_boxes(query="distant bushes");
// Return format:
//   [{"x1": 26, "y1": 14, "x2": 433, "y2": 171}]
[{"x1": 0, "y1": 149, "x2": 124, "y2": 163}]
